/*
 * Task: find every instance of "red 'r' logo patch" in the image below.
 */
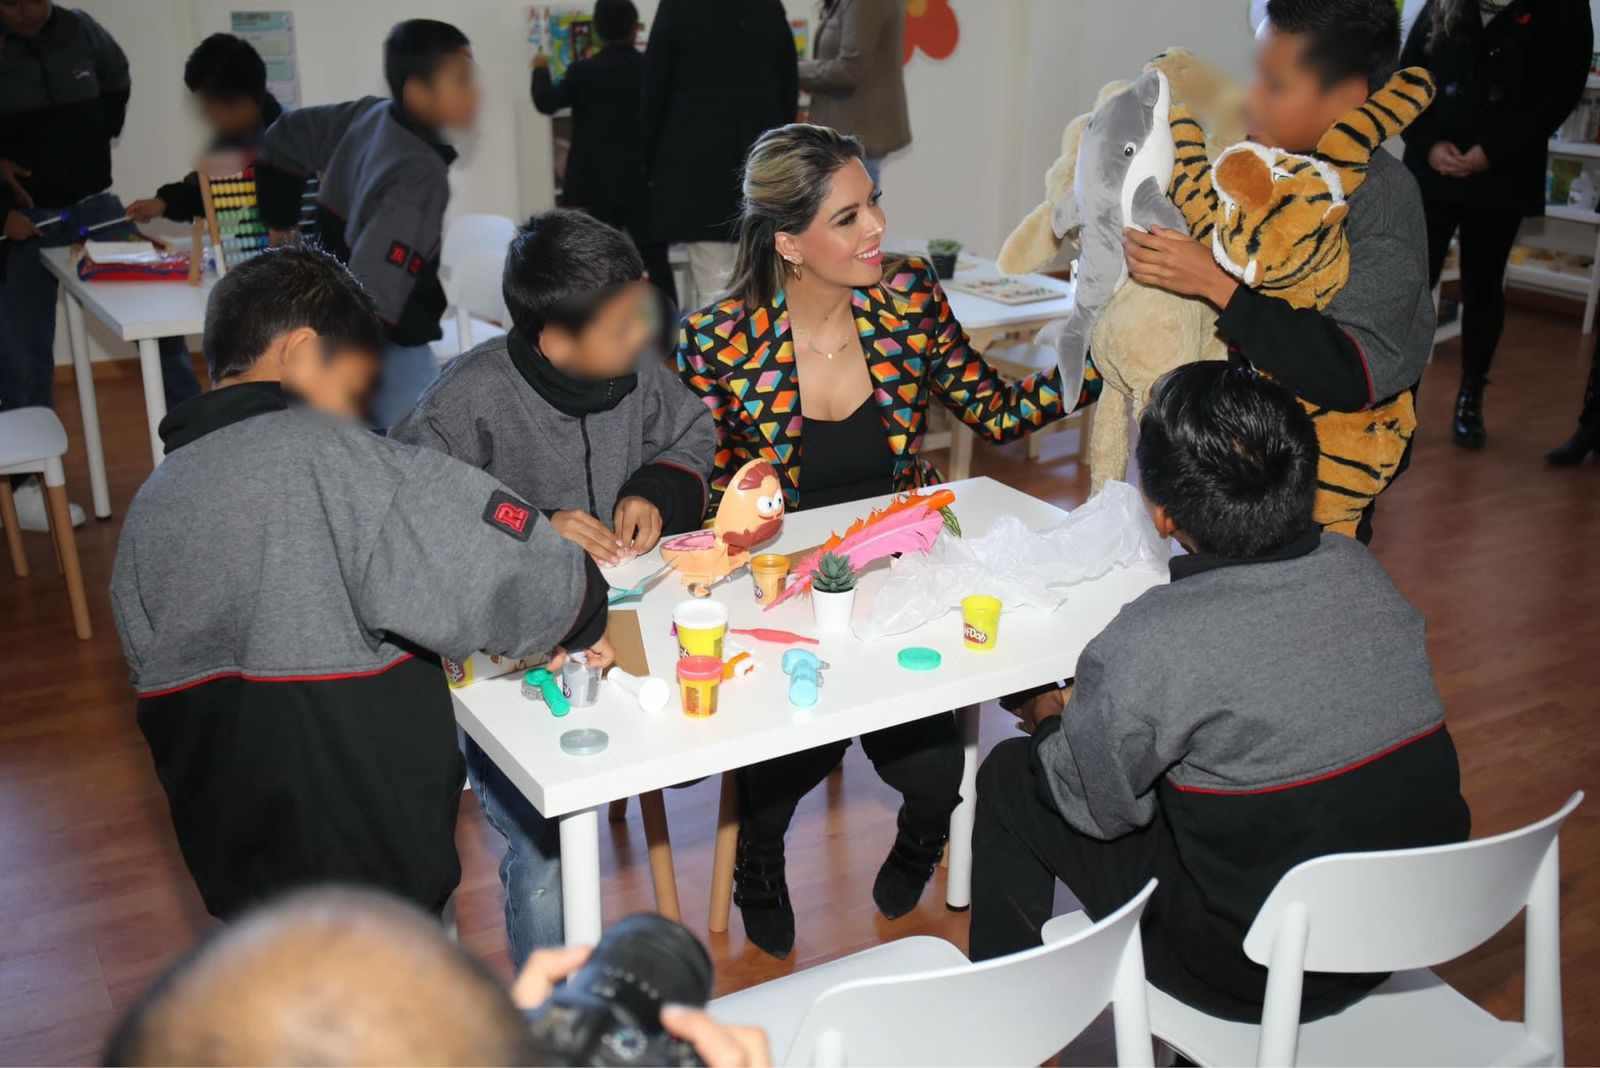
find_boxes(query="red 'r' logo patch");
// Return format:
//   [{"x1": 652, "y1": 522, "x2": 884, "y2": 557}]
[{"x1": 483, "y1": 491, "x2": 535, "y2": 541}]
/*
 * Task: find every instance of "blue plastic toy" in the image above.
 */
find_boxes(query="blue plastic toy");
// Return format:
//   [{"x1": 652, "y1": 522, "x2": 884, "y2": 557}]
[{"x1": 783, "y1": 648, "x2": 823, "y2": 707}]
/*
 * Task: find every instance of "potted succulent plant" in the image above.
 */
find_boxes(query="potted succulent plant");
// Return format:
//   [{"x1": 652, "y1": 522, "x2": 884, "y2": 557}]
[
  {"x1": 810, "y1": 552, "x2": 858, "y2": 634},
  {"x1": 927, "y1": 238, "x2": 962, "y2": 279}
]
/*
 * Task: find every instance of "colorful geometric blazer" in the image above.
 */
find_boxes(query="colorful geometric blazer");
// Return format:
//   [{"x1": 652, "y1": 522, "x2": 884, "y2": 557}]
[{"x1": 675, "y1": 256, "x2": 1100, "y2": 508}]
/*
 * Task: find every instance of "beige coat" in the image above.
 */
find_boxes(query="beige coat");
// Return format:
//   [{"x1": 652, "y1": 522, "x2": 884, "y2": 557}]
[{"x1": 799, "y1": 0, "x2": 911, "y2": 159}]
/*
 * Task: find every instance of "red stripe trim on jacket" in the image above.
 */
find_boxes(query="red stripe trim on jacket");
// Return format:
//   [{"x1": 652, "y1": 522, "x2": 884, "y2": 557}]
[
  {"x1": 138, "y1": 653, "x2": 418, "y2": 699},
  {"x1": 1341, "y1": 329, "x2": 1377, "y2": 408},
  {"x1": 1166, "y1": 723, "x2": 1445, "y2": 797}
]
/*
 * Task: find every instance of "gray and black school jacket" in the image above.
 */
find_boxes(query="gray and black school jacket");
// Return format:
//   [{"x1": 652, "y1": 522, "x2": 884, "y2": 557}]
[
  {"x1": 111, "y1": 383, "x2": 607, "y2": 920},
  {"x1": 392, "y1": 331, "x2": 715, "y2": 534},
  {"x1": 257, "y1": 98, "x2": 451, "y2": 346},
  {"x1": 1033, "y1": 532, "x2": 1470, "y2": 1022},
  {"x1": 0, "y1": 6, "x2": 129, "y2": 213}
]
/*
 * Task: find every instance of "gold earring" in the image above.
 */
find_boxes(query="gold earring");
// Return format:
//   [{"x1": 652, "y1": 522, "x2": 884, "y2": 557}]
[{"x1": 784, "y1": 256, "x2": 801, "y2": 280}]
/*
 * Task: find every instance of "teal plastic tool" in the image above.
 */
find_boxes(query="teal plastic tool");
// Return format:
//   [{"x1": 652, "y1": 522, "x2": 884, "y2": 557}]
[
  {"x1": 897, "y1": 646, "x2": 942, "y2": 672},
  {"x1": 523, "y1": 668, "x2": 571, "y2": 716}
]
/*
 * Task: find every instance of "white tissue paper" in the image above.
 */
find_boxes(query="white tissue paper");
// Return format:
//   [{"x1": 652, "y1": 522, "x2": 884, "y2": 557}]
[{"x1": 855, "y1": 480, "x2": 1170, "y2": 639}]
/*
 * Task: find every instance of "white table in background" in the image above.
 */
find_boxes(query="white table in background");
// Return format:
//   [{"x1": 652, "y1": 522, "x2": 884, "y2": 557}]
[
  {"x1": 452, "y1": 476, "x2": 1160, "y2": 945},
  {"x1": 910, "y1": 252, "x2": 1076, "y2": 480},
  {"x1": 40, "y1": 246, "x2": 213, "y2": 518}
]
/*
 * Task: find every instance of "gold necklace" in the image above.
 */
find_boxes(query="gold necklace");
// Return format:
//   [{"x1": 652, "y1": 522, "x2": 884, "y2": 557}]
[{"x1": 795, "y1": 309, "x2": 855, "y2": 361}]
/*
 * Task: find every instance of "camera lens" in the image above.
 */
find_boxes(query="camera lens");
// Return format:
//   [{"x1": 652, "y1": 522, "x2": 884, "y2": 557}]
[{"x1": 571, "y1": 913, "x2": 714, "y2": 1013}]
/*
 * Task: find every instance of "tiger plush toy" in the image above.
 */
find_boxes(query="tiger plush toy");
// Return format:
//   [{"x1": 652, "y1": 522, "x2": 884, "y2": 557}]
[{"x1": 1169, "y1": 67, "x2": 1436, "y2": 536}]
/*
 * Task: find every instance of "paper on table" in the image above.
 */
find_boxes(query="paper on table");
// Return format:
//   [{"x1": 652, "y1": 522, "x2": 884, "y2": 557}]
[
  {"x1": 83, "y1": 240, "x2": 166, "y2": 264},
  {"x1": 855, "y1": 480, "x2": 1170, "y2": 639}
]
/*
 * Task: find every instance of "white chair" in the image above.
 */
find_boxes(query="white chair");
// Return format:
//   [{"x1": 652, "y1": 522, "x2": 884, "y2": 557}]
[
  {"x1": 0, "y1": 408, "x2": 91, "y2": 639},
  {"x1": 1138, "y1": 792, "x2": 1583, "y2": 1067},
  {"x1": 438, "y1": 213, "x2": 516, "y2": 359},
  {"x1": 710, "y1": 879, "x2": 1156, "y2": 1066}
]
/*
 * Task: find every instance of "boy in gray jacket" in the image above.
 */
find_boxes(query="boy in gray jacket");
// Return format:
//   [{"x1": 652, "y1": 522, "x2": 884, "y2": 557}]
[
  {"x1": 112, "y1": 247, "x2": 607, "y2": 921},
  {"x1": 970, "y1": 364, "x2": 1469, "y2": 1023},
  {"x1": 393, "y1": 209, "x2": 714, "y2": 963}
]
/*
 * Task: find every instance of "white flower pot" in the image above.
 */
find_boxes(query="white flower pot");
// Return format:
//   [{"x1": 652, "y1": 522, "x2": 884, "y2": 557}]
[{"x1": 811, "y1": 587, "x2": 856, "y2": 635}]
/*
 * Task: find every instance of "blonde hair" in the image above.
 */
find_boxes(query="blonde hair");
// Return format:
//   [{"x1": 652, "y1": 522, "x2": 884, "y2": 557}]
[{"x1": 727, "y1": 123, "x2": 865, "y2": 309}]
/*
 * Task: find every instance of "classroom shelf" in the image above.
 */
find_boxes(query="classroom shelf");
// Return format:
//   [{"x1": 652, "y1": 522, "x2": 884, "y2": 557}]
[
  {"x1": 1545, "y1": 204, "x2": 1600, "y2": 225},
  {"x1": 1549, "y1": 140, "x2": 1600, "y2": 160}
]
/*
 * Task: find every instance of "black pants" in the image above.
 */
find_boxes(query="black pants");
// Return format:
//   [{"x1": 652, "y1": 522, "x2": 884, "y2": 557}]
[
  {"x1": 738, "y1": 712, "x2": 963, "y2": 843},
  {"x1": 1423, "y1": 195, "x2": 1524, "y2": 382}
]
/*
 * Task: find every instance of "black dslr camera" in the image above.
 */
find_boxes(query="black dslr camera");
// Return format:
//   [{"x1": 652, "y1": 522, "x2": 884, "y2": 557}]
[{"x1": 525, "y1": 913, "x2": 714, "y2": 1067}]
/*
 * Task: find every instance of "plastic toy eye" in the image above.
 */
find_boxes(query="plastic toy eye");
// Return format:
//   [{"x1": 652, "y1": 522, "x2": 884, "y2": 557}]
[
  {"x1": 756, "y1": 494, "x2": 782, "y2": 518},
  {"x1": 1122, "y1": 142, "x2": 1137, "y2": 158}
]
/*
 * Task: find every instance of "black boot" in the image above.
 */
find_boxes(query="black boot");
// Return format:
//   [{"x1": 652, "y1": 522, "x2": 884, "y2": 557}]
[
  {"x1": 1453, "y1": 377, "x2": 1487, "y2": 449},
  {"x1": 873, "y1": 808, "x2": 949, "y2": 920},
  {"x1": 1546, "y1": 346, "x2": 1600, "y2": 465},
  {"x1": 733, "y1": 830, "x2": 795, "y2": 959}
]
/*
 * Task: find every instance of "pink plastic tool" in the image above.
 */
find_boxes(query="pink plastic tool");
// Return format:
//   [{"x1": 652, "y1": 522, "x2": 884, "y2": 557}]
[{"x1": 730, "y1": 627, "x2": 819, "y2": 646}]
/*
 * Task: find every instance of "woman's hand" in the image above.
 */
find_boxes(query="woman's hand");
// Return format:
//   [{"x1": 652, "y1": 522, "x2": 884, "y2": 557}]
[{"x1": 1124, "y1": 226, "x2": 1239, "y2": 309}]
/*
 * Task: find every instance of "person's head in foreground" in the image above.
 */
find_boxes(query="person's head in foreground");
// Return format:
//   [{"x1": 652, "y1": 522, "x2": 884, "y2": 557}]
[
  {"x1": 729, "y1": 123, "x2": 884, "y2": 308},
  {"x1": 385, "y1": 18, "x2": 479, "y2": 132},
  {"x1": 1248, "y1": 0, "x2": 1400, "y2": 151},
  {"x1": 504, "y1": 209, "x2": 652, "y2": 381},
  {"x1": 183, "y1": 33, "x2": 271, "y2": 140},
  {"x1": 593, "y1": 0, "x2": 639, "y2": 46},
  {"x1": 202, "y1": 245, "x2": 384, "y2": 419},
  {"x1": 1137, "y1": 362, "x2": 1320, "y2": 559},
  {"x1": 0, "y1": 0, "x2": 50, "y2": 39},
  {"x1": 103, "y1": 887, "x2": 538, "y2": 1066}
]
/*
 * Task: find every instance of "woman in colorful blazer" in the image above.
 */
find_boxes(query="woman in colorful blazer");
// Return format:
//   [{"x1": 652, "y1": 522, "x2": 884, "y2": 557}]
[{"x1": 674, "y1": 123, "x2": 1096, "y2": 960}]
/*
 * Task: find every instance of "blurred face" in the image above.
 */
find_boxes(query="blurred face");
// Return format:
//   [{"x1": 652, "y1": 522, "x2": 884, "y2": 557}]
[
  {"x1": 774, "y1": 158, "x2": 885, "y2": 291},
  {"x1": 0, "y1": 0, "x2": 51, "y2": 37},
  {"x1": 1244, "y1": 23, "x2": 1371, "y2": 151},
  {"x1": 541, "y1": 281, "x2": 652, "y2": 380},
  {"x1": 198, "y1": 94, "x2": 265, "y2": 141},
  {"x1": 269, "y1": 329, "x2": 378, "y2": 419},
  {"x1": 404, "y1": 47, "x2": 480, "y2": 132}
]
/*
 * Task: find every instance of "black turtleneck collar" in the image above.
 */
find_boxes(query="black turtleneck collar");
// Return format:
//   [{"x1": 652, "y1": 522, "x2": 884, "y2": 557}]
[
  {"x1": 387, "y1": 101, "x2": 458, "y2": 166},
  {"x1": 1168, "y1": 527, "x2": 1323, "y2": 582},
  {"x1": 159, "y1": 381, "x2": 292, "y2": 455},
  {"x1": 506, "y1": 329, "x2": 638, "y2": 417}
]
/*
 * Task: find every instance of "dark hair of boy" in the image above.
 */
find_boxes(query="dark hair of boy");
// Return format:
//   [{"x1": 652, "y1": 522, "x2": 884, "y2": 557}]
[
  {"x1": 503, "y1": 209, "x2": 645, "y2": 339},
  {"x1": 1136, "y1": 363, "x2": 1320, "y2": 559},
  {"x1": 1266, "y1": 0, "x2": 1400, "y2": 91},
  {"x1": 182, "y1": 33, "x2": 268, "y2": 100},
  {"x1": 202, "y1": 246, "x2": 386, "y2": 383},
  {"x1": 594, "y1": 0, "x2": 639, "y2": 46},
  {"x1": 383, "y1": 19, "x2": 471, "y2": 102}
]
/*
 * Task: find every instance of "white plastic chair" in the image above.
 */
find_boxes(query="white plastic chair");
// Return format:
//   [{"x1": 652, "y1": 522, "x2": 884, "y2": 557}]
[
  {"x1": 710, "y1": 878, "x2": 1156, "y2": 1066},
  {"x1": 1141, "y1": 792, "x2": 1583, "y2": 1067},
  {"x1": 438, "y1": 213, "x2": 516, "y2": 358},
  {"x1": 0, "y1": 408, "x2": 91, "y2": 639}
]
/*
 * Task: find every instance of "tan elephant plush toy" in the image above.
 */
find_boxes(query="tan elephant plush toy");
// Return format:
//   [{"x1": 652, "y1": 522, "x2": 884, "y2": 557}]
[{"x1": 997, "y1": 48, "x2": 1240, "y2": 493}]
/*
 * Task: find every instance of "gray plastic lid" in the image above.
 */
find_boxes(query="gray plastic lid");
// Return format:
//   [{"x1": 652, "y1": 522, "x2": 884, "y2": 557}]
[{"x1": 560, "y1": 728, "x2": 609, "y2": 756}]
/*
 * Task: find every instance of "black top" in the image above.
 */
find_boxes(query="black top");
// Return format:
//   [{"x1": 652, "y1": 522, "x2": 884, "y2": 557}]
[
  {"x1": 532, "y1": 44, "x2": 648, "y2": 218},
  {"x1": 1400, "y1": 0, "x2": 1593, "y2": 216},
  {"x1": 800, "y1": 398, "x2": 895, "y2": 510}
]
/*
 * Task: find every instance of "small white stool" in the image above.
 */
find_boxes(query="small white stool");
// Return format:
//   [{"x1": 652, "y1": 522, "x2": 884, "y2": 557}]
[{"x1": 0, "y1": 408, "x2": 92, "y2": 639}]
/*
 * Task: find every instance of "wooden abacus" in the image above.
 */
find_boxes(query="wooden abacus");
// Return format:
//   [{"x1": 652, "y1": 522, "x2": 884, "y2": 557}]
[{"x1": 197, "y1": 152, "x2": 269, "y2": 277}]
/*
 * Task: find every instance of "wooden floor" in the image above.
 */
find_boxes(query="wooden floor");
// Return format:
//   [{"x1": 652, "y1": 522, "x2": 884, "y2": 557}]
[{"x1": 2, "y1": 302, "x2": 1597, "y2": 1065}]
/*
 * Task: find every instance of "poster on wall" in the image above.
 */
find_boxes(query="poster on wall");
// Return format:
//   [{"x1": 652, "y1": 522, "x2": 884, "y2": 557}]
[
  {"x1": 904, "y1": 0, "x2": 958, "y2": 64},
  {"x1": 230, "y1": 11, "x2": 300, "y2": 107}
]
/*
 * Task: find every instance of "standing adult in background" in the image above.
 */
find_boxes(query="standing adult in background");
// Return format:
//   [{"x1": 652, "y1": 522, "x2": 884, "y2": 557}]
[
  {"x1": 643, "y1": 0, "x2": 797, "y2": 306},
  {"x1": 532, "y1": 0, "x2": 675, "y2": 307},
  {"x1": 0, "y1": 0, "x2": 201, "y2": 530},
  {"x1": 1401, "y1": 0, "x2": 1592, "y2": 449},
  {"x1": 799, "y1": 0, "x2": 910, "y2": 186}
]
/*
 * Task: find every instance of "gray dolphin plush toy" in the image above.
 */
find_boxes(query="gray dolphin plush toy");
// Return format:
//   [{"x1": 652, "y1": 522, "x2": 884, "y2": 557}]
[{"x1": 1041, "y1": 68, "x2": 1188, "y2": 391}]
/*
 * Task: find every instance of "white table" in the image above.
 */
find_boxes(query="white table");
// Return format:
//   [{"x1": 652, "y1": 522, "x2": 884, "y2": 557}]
[
  {"x1": 452, "y1": 477, "x2": 1161, "y2": 945},
  {"x1": 915, "y1": 253, "x2": 1077, "y2": 480},
  {"x1": 41, "y1": 247, "x2": 213, "y2": 517}
]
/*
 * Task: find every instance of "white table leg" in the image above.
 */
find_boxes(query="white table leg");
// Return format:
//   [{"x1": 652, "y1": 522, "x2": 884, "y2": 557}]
[
  {"x1": 559, "y1": 807, "x2": 603, "y2": 945},
  {"x1": 63, "y1": 296, "x2": 111, "y2": 519},
  {"x1": 945, "y1": 704, "x2": 982, "y2": 910},
  {"x1": 136, "y1": 338, "x2": 168, "y2": 466}
]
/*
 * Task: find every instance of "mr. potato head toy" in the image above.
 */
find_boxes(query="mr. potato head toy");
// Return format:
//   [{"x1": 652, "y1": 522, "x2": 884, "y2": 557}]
[{"x1": 659, "y1": 460, "x2": 785, "y2": 594}]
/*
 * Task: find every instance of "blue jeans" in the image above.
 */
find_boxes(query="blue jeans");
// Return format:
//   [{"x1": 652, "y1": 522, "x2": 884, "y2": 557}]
[
  {"x1": 0, "y1": 192, "x2": 201, "y2": 413},
  {"x1": 464, "y1": 734, "x2": 563, "y2": 965},
  {"x1": 374, "y1": 342, "x2": 439, "y2": 429}
]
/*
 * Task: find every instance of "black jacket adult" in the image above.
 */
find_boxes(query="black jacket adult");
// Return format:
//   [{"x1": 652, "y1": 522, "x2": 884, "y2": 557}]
[
  {"x1": 1401, "y1": 0, "x2": 1594, "y2": 216},
  {"x1": 642, "y1": 0, "x2": 797, "y2": 243},
  {"x1": 533, "y1": 43, "x2": 648, "y2": 223},
  {"x1": 0, "y1": 5, "x2": 129, "y2": 214}
]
